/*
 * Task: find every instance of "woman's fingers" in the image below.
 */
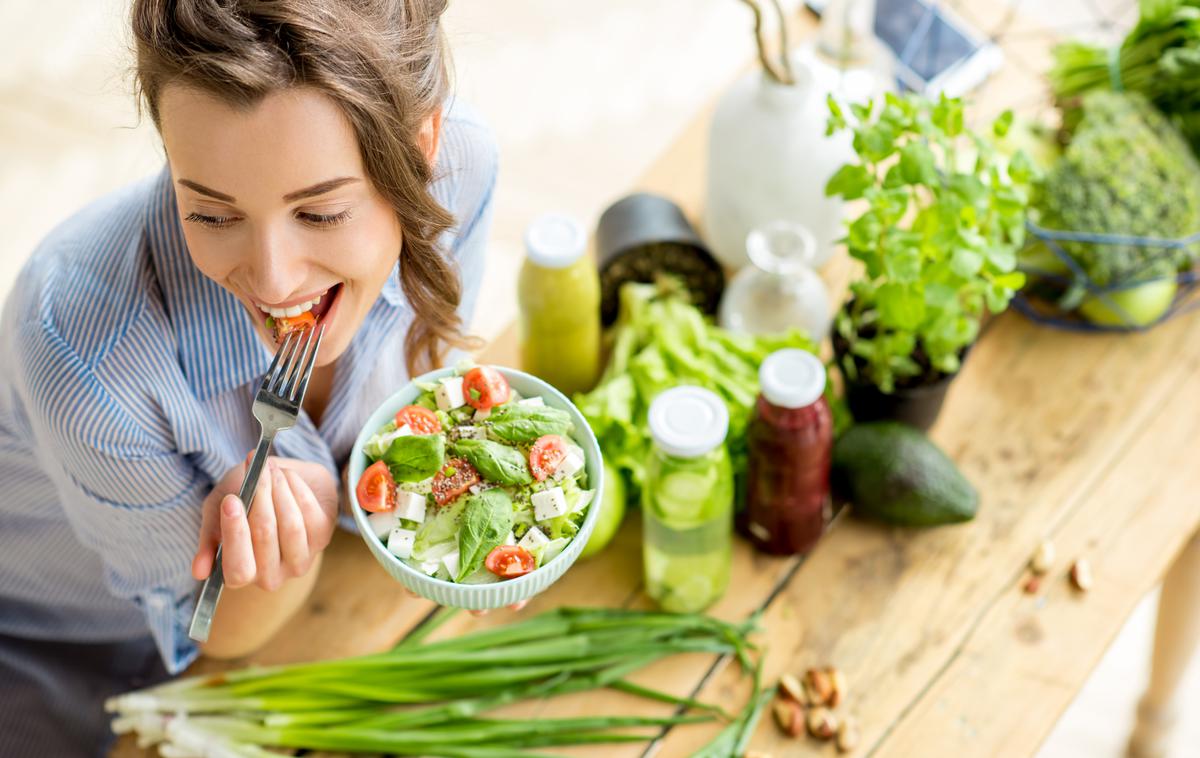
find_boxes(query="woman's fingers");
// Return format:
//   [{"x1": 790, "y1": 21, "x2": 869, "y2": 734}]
[
  {"x1": 273, "y1": 466, "x2": 311, "y2": 577},
  {"x1": 283, "y1": 467, "x2": 334, "y2": 553},
  {"x1": 218, "y1": 494, "x2": 257, "y2": 588},
  {"x1": 467, "y1": 599, "x2": 529, "y2": 617},
  {"x1": 246, "y1": 460, "x2": 282, "y2": 591},
  {"x1": 191, "y1": 499, "x2": 222, "y2": 581}
]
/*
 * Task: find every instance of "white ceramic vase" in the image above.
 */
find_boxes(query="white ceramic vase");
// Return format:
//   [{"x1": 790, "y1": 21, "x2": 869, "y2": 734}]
[{"x1": 703, "y1": 58, "x2": 858, "y2": 270}]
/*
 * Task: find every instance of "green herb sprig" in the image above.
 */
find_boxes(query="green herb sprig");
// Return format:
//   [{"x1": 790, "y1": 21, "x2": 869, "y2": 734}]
[{"x1": 825, "y1": 92, "x2": 1034, "y2": 393}]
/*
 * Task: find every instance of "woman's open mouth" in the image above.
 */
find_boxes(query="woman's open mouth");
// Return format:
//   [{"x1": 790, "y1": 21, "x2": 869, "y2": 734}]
[{"x1": 254, "y1": 282, "x2": 344, "y2": 343}]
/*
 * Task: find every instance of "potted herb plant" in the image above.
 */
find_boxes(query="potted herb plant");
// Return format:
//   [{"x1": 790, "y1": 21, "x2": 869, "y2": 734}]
[{"x1": 824, "y1": 93, "x2": 1034, "y2": 429}]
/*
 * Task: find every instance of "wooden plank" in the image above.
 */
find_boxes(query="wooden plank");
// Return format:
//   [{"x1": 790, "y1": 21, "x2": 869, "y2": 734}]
[
  {"x1": 877, "y1": 364, "x2": 1200, "y2": 756},
  {"x1": 652, "y1": 310, "x2": 1200, "y2": 756}
]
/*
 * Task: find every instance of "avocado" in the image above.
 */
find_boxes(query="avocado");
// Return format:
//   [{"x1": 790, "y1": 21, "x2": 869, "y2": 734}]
[{"x1": 832, "y1": 422, "x2": 978, "y2": 526}]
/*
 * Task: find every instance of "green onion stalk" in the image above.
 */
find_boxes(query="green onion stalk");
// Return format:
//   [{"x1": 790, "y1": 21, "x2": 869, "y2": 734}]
[
  {"x1": 1050, "y1": 0, "x2": 1200, "y2": 151},
  {"x1": 108, "y1": 607, "x2": 762, "y2": 757}
]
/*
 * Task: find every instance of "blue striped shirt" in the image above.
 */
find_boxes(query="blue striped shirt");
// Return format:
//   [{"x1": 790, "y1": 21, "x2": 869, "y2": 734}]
[{"x1": 0, "y1": 100, "x2": 497, "y2": 673}]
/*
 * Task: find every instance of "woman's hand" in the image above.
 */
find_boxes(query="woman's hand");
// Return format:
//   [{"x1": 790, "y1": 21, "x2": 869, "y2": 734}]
[{"x1": 192, "y1": 455, "x2": 339, "y2": 591}]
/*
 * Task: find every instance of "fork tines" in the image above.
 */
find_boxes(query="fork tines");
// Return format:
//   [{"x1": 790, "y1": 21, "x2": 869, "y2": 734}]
[{"x1": 263, "y1": 326, "x2": 326, "y2": 404}]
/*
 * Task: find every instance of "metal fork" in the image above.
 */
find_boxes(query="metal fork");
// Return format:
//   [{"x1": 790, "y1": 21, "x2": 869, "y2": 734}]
[{"x1": 188, "y1": 325, "x2": 325, "y2": 643}]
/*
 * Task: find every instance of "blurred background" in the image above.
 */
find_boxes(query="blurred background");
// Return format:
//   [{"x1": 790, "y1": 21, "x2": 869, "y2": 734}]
[{"x1": 3, "y1": 1, "x2": 1196, "y2": 755}]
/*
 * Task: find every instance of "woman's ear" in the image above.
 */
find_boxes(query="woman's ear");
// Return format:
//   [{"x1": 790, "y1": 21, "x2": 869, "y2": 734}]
[{"x1": 418, "y1": 108, "x2": 444, "y2": 167}]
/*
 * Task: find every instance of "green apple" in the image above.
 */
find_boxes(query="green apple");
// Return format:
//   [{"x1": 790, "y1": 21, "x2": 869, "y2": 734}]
[
  {"x1": 580, "y1": 461, "x2": 626, "y2": 559},
  {"x1": 1079, "y1": 279, "x2": 1177, "y2": 327}
]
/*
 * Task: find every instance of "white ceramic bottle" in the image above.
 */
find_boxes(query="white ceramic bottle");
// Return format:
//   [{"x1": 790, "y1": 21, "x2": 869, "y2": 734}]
[{"x1": 703, "y1": 0, "x2": 891, "y2": 270}]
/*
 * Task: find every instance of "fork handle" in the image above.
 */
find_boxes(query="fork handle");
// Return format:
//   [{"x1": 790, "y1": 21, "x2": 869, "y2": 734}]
[{"x1": 188, "y1": 433, "x2": 275, "y2": 643}]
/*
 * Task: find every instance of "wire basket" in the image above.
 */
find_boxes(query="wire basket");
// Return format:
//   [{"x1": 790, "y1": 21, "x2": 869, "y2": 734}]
[{"x1": 1013, "y1": 220, "x2": 1200, "y2": 331}]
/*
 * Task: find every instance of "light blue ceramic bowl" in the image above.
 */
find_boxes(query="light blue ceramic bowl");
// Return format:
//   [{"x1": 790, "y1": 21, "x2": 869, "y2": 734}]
[{"x1": 348, "y1": 366, "x2": 604, "y2": 610}]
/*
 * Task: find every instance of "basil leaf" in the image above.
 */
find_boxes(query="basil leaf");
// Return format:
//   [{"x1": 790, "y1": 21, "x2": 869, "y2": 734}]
[
  {"x1": 451, "y1": 439, "x2": 532, "y2": 485},
  {"x1": 382, "y1": 434, "x2": 445, "y2": 482},
  {"x1": 457, "y1": 489, "x2": 513, "y2": 581},
  {"x1": 487, "y1": 404, "x2": 573, "y2": 443}
]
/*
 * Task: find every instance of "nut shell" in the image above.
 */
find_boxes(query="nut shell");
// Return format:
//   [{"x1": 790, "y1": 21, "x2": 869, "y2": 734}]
[
  {"x1": 1070, "y1": 559, "x2": 1093, "y2": 592},
  {"x1": 1030, "y1": 540, "x2": 1056, "y2": 575},
  {"x1": 773, "y1": 699, "x2": 805, "y2": 738},
  {"x1": 807, "y1": 706, "x2": 839, "y2": 740}
]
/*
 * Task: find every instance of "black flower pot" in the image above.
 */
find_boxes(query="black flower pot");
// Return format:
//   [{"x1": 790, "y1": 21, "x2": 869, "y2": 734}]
[{"x1": 831, "y1": 329, "x2": 963, "y2": 432}]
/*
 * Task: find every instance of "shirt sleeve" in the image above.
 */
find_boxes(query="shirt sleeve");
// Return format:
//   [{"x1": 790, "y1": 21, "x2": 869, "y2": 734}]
[{"x1": 15, "y1": 321, "x2": 204, "y2": 673}]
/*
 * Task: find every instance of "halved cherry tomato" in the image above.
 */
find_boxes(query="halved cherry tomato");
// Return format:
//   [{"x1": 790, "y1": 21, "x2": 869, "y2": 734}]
[
  {"x1": 356, "y1": 460, "x2": 396, "y2": 513},
  {"x1": 462, "y1": 366, "x2": 510, "y2": 410},
  {"x1": 271, "y1": 310, "x2": 315, "y2": 342},
  {"x1": 431, "y1": 457, "x2": 480, "y2": 506},
  {"x1": 485, "y1": 545, "x2": 536, "y2": 579},
  {"x1": 529, "y1": 434, "x2": 568, "y2": 482},
  {"x1": 395, "y1": 404, "x2": 441, "y2": 435}
]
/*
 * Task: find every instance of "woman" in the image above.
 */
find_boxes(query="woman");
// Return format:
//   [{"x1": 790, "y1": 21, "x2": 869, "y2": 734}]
[{"x1": 0, "y1": 0, "x2": 497, "y2": 754}]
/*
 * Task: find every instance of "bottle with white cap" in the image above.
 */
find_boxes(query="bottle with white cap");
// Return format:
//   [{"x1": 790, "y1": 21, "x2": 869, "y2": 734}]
[
  {"x1": 518, "y1": 213, "x2": 601, "y2": 396},
  {"x1": 642, "y1": 386, "x2": 734, "y2": 613},
  {"x1": 739, "y1": 349, "x2": 833, "y2": 555}
]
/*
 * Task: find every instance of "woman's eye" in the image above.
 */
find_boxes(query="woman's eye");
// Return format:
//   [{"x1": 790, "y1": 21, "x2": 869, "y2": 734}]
[
  {"x1": 185, "y1": 212, "x2": 239, "y2": 229},
  {"x1": 297, "y1": 209, "x2": 353, "y2": 228}
]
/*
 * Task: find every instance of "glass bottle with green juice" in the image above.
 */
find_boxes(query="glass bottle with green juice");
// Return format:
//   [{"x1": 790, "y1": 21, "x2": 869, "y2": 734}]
[
  {"x1": 517, "y1": 214, "x2": 601, "y2": 397},
  {"x1": 643, "y1": 386, "x2": 734, "y2": 613}
]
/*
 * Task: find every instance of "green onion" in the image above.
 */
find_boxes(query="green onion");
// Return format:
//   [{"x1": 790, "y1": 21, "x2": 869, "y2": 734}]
[{"x1": 109, "y1": 607, "x2": 760, "y2": 756}]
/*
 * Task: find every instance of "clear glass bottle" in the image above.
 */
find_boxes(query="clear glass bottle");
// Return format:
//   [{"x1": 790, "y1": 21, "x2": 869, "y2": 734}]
[
  {"x1": 738, "y1": 350, "x2": 834, "y2": 555},
  {"x1": 642, "y1": 387, "x2": 734, "y2": 613},
  {"x1": 718, "y1": 220, "x2": 832, "y2": 341},
  {"x1": 517, "y1": 214, "x2": 601, "y2": 396}
]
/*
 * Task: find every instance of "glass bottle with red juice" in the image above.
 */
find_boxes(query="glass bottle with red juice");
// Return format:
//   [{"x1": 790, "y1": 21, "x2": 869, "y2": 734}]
[{"x1": 739, "y1": 349, "x2": 833, "y2": 555}]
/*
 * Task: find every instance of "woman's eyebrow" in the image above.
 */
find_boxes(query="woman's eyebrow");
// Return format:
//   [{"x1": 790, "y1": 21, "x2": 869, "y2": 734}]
[
  {"x1": 282, "y1": 177, "x2": 360, "y2": 202},
  {"x1": 177, "y1": 179, "x2": 236, "y2": 202},
  {"x1": 175, "y1": 176, "x2": 360, "y2": 204}
]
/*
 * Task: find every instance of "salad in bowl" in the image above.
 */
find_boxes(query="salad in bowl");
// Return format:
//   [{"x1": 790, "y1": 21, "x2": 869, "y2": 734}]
[{"x1": 348, "y1": 362, "x2": 603, "y2": 609}]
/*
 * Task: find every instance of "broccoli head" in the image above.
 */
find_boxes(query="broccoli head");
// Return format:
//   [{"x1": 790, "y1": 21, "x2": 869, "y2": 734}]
[{"x1": 1035, "y1": 91, "x2": 1200, "y2": 287}]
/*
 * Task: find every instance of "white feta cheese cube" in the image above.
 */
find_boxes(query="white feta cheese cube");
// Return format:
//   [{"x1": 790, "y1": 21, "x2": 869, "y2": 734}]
[
  {"x1": 419, "y1": 560, "x2": 440, "y2": 575},
  {"x1": 518, "y1": 396, "x2": 545, "y2": 407},
  {"x1": 367, "y1": 510, "x2": 400, "y2": 539},
  {"x1": 456, "y1": 425, "x2": 486, "y2": 440},
  {"x1": 518, "y1": 526, "x2": 550, "y2": 550},
  {"x1": 435, "y1": 377, "x2": 466, "y2": 411},
  {"x1": 532, "y1": 486, "x2": 570, "y2": 522},
  {"x1": 556, "y1": 451, "x2": 585, "y2": 480},
  {"x1": 503, "y1": 531, "x2": 517, "y2": 546},
  {"x1": 473, "y1": 407, "x2": 492, "y2": 421},
  {"x1": 386, "y1": 527, "x2": 416, "y2": 560},
  {"x1": 394, "y1": 491, "x2": 427, "y2": 524},
  {"x1": 395, "y1": 424, "x2": 413, "y2": 436},
  {"x1": 441, "y1": 549, "x2": 460, "y2": 580}
]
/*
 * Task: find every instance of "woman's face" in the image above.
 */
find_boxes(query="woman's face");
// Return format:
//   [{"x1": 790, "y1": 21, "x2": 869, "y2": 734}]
[{"x1": 159, "y1": 86, "x2": 432, "y2": 366}]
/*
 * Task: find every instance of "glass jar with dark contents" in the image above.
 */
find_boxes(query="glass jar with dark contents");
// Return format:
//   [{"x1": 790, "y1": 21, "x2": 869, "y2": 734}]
[{"x1": 738, "y1": 349, "x2": 833, "y2": 555}]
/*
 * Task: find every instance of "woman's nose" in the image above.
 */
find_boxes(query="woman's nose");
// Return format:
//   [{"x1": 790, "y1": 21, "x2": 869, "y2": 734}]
[{"x1": 244, "y1": 224, "x2": 307, "y2": 304}]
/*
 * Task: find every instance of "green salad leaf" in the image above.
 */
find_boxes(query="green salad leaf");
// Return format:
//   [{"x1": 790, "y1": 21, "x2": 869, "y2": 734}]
[
  {"x1": 574, "y1": 279, "x2": 836, "y2": 502},
  {"x1": 487, "y1": 404, "x2": 574, "y2": 442},
  {"x1": 457, "y1": 489, "x2": 513, "y2": 581},
  {"x1": 382, "y1": 434, "x2": 445, "y2": 482},
  {"x1": 451, "y1": 438, "x2": 533, "y2": 485},
  {"x1": 413, "y1": 497, "x2": 467, "y2": 560}
]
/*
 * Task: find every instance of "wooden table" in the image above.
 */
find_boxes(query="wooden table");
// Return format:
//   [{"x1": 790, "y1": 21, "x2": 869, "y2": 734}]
[{"x1": 114, "y1": 8, "x2": 1200, "y2": 758}]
